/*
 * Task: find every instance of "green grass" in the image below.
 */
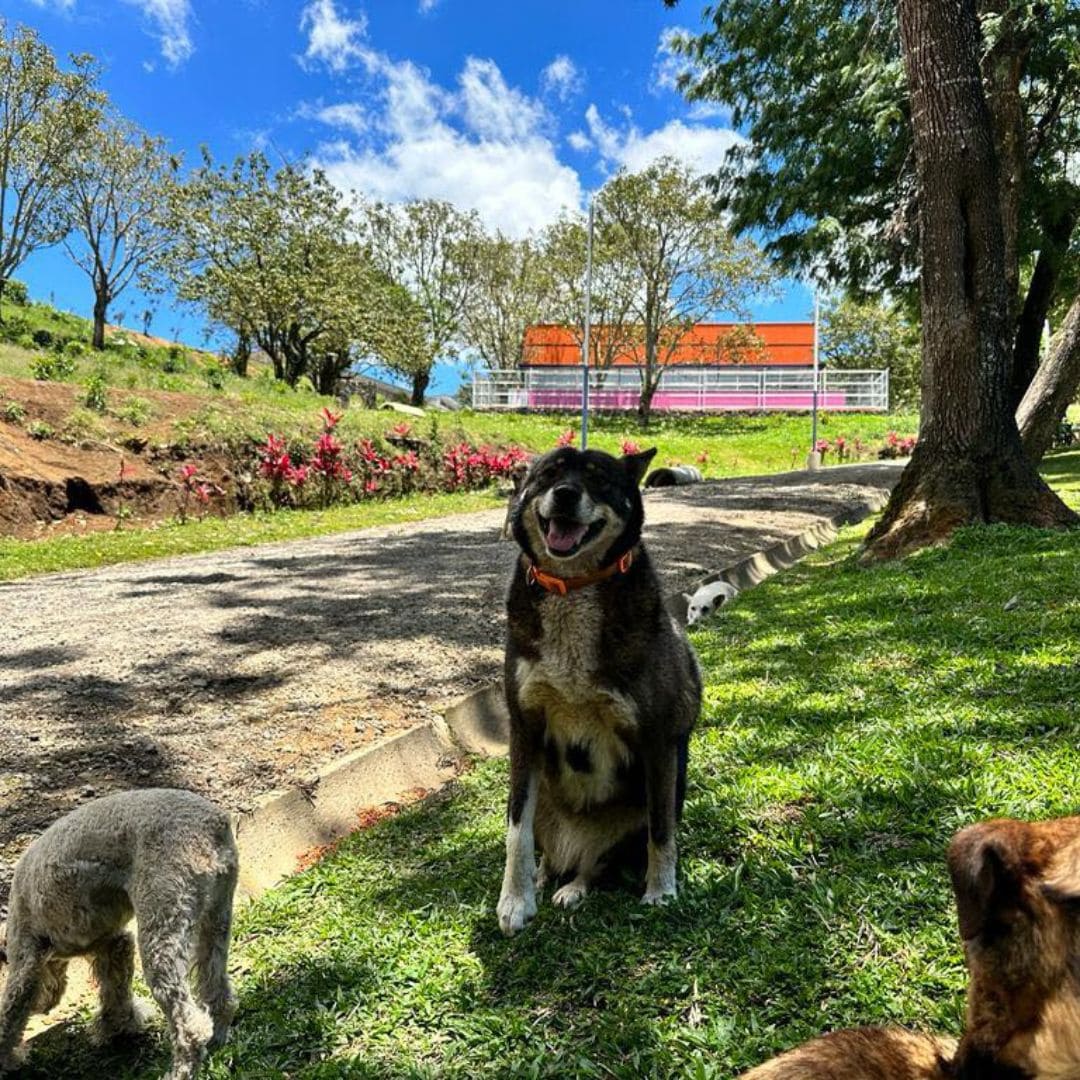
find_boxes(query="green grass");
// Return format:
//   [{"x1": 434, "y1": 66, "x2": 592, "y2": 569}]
[
  {"x1": 0, "y1": 490, "x2": 500, "y2": 581},
  {"x1": 22, "y1": 458, "x2": 1080, "y2": 1079}
]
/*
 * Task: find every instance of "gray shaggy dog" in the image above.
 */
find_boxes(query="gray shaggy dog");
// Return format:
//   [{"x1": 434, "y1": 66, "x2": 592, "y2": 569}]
[{"x1": 0, "y1": 789, "x2": 238, "y2": 1080}]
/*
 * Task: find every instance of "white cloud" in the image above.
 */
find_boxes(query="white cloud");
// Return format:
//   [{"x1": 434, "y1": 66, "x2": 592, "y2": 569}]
[
  {"x1": 28, "y1": 0, "x2": 76, "y2": 11},
  {"x1": 584, "y1": 104, "x2": 743, "y2": 175},
  {"x1": 309, "y1": 48, "x2": 580, "y2": 236},
  {"x1": 540, "y1": 55, "x2": 583, "y2": 102},
  {"x1": 566, "y1": 130, "x2": 592, "y2": 153},
  {"x1": 299, "y1": 0, "x2": 370, "y2": 73},
  {"x1": 418, "y1": 0, "x2": 439, "y2": 11},
  {"x1": 298, "y1": 101, "x2": 369, "y2": 135},
  {"x1": 652, "y1": 25, "x2": 694, "y2": 95},
  {"x1": 120, "y1": 0, "x2": 194, "y2": 66}
]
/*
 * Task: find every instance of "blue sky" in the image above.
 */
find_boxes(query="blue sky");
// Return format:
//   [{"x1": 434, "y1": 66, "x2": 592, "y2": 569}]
[{"x1": 10, "y1": 0, "x2": 812, "y2": 391}]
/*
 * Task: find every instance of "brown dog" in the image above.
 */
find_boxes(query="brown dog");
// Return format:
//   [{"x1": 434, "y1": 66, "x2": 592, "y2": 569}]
[{"x1": 740, "y1": 816, "x2": 1080, "y2": 1079}]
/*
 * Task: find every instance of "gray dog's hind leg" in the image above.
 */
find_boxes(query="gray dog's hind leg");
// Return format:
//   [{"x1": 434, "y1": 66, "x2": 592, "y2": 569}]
[
  {"x1": 138, "y1": 909, "x2": 214, "y2": 1080},
  {"x1": 194, "y1": 871, "x2": 238, "y2": 1048},
  {"x1": 92, "y1": 931, "x2": 152, "y2": 1042},
  {"x1": 0, "y1": 935, "x2": 49, "y2": 1073}
]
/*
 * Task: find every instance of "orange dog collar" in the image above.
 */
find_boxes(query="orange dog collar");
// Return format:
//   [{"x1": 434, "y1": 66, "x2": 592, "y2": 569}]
[{"x1": 525, "y1": 550, "x2": 634, "y2": 595}]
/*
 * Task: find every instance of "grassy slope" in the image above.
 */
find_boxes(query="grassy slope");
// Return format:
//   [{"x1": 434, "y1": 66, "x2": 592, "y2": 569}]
[{"x1": 22, "y1": 452, "x2": 1080, "y2": 1080}]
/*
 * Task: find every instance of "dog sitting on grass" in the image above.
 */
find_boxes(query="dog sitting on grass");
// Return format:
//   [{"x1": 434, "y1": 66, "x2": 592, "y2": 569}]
[
  {"x1": 740, "y1": 815, "x2": 1080, "y2": 1078},
  {"x1": 0, "y1": 789, "x2": 238, "y2": 1080},
  {"x1": 497, "y1": 446, "x2": 702, "y2": 935}
]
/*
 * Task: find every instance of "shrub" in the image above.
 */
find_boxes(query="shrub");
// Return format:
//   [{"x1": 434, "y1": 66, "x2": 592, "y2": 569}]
[
  {"x1": 63, "y1": 339, "x2": 88, "y2": 359},
  {"x1": 30, "y1": 351, "x2": 77, "y2": 381},
  {"x1": 163, "y1": 344, "x2": 188, "y2": 373},
  {"x1": 3, "y1": 279, "x2": 29, "y2": 306},
  {"x1": 204, "y1": 359, "x2": 227, "y2": 391},
  {"x1": 31, "y1": 327, "x2": 53, "y2": 349},
  {"x1": 62, "y1": 408, "x2": 107, "y2": 444},
  {"x1": 83, "y1": 369, "x2": 109, "y2": 413},
  {"x1": 0, "y1": 314, "x2": 31, "y2": 343},
  {"x1": 2, "y1": 400, "x2": 27, "y2": 424},
  {"x1": 878, "y1": 431, "x2": 918, "y2": 459},
  {"x1": 27, "y1": 420, "x2": 54, "y2": 440},
  {"x1": 113, "y1": 396, "x2": 154, "y2": 426}
]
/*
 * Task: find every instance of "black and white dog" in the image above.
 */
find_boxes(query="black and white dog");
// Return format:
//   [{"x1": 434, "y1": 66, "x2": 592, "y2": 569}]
[{"x1": 497, "y1": 446, "x2": 702, "y2": 935}]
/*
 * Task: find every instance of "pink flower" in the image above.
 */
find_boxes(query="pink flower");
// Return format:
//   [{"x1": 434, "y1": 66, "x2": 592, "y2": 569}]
[
  {"x1": 555, "y1": 429, "x2": 576, "y2": 447},
  {"x1": 320, "y1": 407, "x2": 341, "y2": 430},
  {"x1": 287, "y1": 464, "x2": 309, "y2": 487},
  {"x1": 390, "y1": 421, "x2": 412, "y2": 438},
  {"x1": 195, "y1": 484, "x2": 212, "y2": 504},
  {"x1": 696, "y1": 450, "x2": 709, "y2": 465},
  {"x1": 815, "y1": 439, "x2": 831, "y2": 455},
  {"x1": 364, "y1": 479, "x2": 379, "y2": 494},
  {"x1": 179, "y1": 463, "x2": 198, "y2": 483},
  {"x1": 620, "y1": 438, "x2": 641, "y2": 456}
]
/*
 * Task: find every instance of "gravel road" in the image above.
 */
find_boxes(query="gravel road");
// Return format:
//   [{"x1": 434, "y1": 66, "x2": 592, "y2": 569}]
[{"x1": 0, "y1": 462, "x2": 901, "y2": 903}]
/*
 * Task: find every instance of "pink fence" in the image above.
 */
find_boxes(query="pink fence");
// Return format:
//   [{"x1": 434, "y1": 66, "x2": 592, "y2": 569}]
[{"x1": 528, "y1": 390, "x2": 850, "y2": 410}]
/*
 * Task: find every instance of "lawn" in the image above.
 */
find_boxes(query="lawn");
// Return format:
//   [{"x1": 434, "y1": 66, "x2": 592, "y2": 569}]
[{"x1": 22, "y1": 451, "x2": 1080, "y2": 1079}]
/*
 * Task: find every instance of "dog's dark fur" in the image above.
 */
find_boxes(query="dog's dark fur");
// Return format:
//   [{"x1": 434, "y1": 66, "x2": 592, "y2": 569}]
[
  {"x1": 740, "y1": 816, "x2": 1080, "y2": 1079},
  {"x1": 496, "y1": 446, "x2": 702, "y2": 935}
]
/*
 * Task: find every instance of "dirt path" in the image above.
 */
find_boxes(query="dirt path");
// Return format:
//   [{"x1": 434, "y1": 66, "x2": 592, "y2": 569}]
[{"x1": 0, "y1": 462, "x2": 902, "y2": 904}]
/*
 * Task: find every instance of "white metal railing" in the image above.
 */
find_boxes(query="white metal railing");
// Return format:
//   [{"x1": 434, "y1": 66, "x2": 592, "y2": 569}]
[{"x1": 471, "y1": 367, "x2": 890, "y2": 412}]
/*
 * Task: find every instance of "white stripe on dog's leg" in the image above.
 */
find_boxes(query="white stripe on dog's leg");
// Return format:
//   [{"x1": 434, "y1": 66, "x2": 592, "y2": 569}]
[
  {"x1": 497, "y1": 777, "x2": 538, "y2": 936},
  {"x1": 642, "y1": 837, "x2": 678, "y2": 905}
]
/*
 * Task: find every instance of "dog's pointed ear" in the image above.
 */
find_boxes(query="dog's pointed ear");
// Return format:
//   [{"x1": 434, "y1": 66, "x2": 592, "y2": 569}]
[
  {"x1": 948, "y1": 822, "x2": 1026, "y2": 940},
  {"x1": 623, "y1": 447, "x2": 658, "y2": 487}
]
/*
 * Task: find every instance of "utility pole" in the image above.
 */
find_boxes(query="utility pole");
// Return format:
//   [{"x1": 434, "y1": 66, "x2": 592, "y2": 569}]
[{"x1": 581, "y1": 199, "x2": 595, "y2": 449}]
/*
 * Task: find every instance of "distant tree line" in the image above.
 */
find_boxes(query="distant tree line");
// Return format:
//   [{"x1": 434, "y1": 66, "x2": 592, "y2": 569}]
[{"x1": 1, "y1": 18, "x2": 920, "y2": 421}]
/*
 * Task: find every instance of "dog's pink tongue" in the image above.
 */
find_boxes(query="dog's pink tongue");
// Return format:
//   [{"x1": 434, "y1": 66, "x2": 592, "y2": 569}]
[{"x1": 546, "y1": 520, "x2": 588, "y2": 553}]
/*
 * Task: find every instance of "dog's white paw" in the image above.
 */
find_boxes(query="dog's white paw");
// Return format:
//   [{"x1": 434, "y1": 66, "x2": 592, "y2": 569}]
[
  {"x1": 551, "y1": 879, "x2": 589, "y2": 909},
  {"x1": 641, "y1": 884, "x2": 677, "y2": 906},
  {"x1": 497, "y1": 888, "x2": 537, "y2": 936}
]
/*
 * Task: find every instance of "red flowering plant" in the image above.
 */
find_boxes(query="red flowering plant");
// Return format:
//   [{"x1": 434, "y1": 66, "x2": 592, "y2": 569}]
[
  {"x1": 833, "y1": 435, "x2": 848, "y2": 462},
  {"x1": 620, "y1": 438, "x2": 641, "y2": 456},
  {"x1": 443, "y1": 441, "x2": 529, "y2": 492},
  {"x1": 176, "y1": 462, "x2": 221, "y2": 522},
  {"x1": 555, "y1": 428, "x2": 576, "y2": 447},
  {"x1": 696, "y1": 449, "x2": 709, "y2": 466},
  {"x1": 311, "y1": 426, "x2": 353, "y2": 507},
  {"x1": 815, "y1": 438, "x2": 832, "y2": 460},
  {"x1": 878, "y1": 431, "x2": 918, "y2": 459}
]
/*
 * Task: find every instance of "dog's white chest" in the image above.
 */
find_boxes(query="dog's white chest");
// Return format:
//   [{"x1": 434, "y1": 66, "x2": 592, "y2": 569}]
[{"x1": 516, "y1": 592, "x2": 637, "y2": 810}]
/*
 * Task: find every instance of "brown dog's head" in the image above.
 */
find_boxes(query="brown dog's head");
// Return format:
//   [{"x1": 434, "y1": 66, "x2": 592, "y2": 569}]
[{"x1": 948, "y1": 817, "x2": 1080, "y2": 1079}]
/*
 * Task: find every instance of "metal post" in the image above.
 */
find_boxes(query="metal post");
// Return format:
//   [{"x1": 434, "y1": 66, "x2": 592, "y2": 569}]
[
  {"x1": 806, "y1": 290, "x2": 822, "y2": 470},
  {"x1": 581, "y1": 199, "x2": 595, "y2": 449}
]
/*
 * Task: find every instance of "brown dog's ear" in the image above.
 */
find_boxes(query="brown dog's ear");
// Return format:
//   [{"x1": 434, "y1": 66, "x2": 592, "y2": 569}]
[
  {"x1": 622, "y1": 447, "x2": 658, "y2": 487},
  {"x1": 948, "y1": 822, "x2": 1026, "y2": 941}
]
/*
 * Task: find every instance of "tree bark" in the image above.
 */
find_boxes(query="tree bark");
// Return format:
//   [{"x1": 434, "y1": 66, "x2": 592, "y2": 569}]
[
  {"x1": 1018, "y1": 294, "x2": 1080, "y2": 464},
  {"x1": 410, "y1": 368, "x2": 430, "y2": 407},
  {"x1": 864, "y1": 0, "x2": 1076, "y2": 560},
  {"x1": 92, "y1": 289, "x2": 108, "y2": 351}
]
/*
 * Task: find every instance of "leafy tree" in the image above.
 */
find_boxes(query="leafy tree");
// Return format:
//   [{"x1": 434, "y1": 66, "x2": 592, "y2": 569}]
[
  {"x1": 463, "y1": 231, "x2": 547, "y2": 371},
  {"x1": 862, "y1": 0, "x2": 1076, "y2": 557},
  {"x1": 821, "y1": 295, "x2": 921, "y2": 411},
  {"x1": 669, "y1": 0, "x2": 1080, "y2": 463},
  {"x1": 172, "y1": 153, "x2": 370, "y2": 389},
  {"x1": 60, "y1": 114, "x2": 178, "y2": 349},
  {"x1": 595, "y1": 157, "x2": 773, "y2": 425},
  {"x1": 0, "y1": 21, "x2": 102, "y2": 313},
  {"x1": 536, "y1": 212, "x2": 640, "y2": 380},
  {"x1": 365, "y1": 199, "x2": 482, "y2": 406}
]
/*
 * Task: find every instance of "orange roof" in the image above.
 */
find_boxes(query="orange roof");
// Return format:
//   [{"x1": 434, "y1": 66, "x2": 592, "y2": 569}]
[{"x1": 522, "y1": 322, "x2": 814, "y2": 367}]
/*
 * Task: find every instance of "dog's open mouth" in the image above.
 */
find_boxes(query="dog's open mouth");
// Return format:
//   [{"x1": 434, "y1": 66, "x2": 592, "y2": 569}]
[{"x1": 539, "y1": 514, "x2": 603, "y2": 557}]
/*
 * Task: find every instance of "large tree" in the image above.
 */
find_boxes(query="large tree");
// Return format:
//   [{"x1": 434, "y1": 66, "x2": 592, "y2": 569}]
[
  {"x1": 0, "y1": 21, "x2": 102, "y2": 313},
  {"x1": 536, "y1": 212, "x2": 640, "y2": 379},
  {"x1": 595, "y1": 157, "x2": 772, "y2": 425},
  {"x1": 863, "y1": 0, "x2": 1076, "y2": 557},
  {"x1": 172, "y1": 153, "x2": 373, "y2": 389},
  {"x1": 669, "y1": 0, "x2": 1080, "y2": 463},
  {"x1": 60, "y1": 115, "x2": 178, "y2": 349},
  {"x1": 462, "y1": 231, "x2": 547, "y2": 371},
  {"x1": 365, "y1": 198, "x2": 482, "y2": 406}
]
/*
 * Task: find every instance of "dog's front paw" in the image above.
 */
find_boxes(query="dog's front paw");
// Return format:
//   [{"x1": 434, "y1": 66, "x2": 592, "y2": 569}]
[
  {"x1": 497, "y1": 888, "x2": 537, "y2": 936},
  {"x1": 551, "y1": 879, "x2": 588, "y2": 909},
  {"x1": 641, "y1": 883, "x2": 677, "y2": 906}
]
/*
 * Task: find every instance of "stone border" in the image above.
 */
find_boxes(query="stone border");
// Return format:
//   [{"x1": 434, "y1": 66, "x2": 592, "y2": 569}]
[{"x1": 26, "y1": 470, "x2": 892, "y2": 1045}]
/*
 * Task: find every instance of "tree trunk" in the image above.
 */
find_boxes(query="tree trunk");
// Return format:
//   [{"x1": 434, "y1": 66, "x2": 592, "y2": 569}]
[
  {"x1": 0, "y1": 277, "x2": 6, "y2": 322},
  {"x1": 1018, "y1": 294, "x2": 1080, "y2": 464},
  {"x1": 1010, "y1": 205, "x2": 1077, "y2": 410},
  {"x1": 864, "y1": 0, "x2": 1076, "y2": 560},
  {"x1": 231, "y1": 331, "x2": 251, "y2": 378},
  {"x1": 92, "y1": 290, "x2": 108, "y2": 351},
  {"x1": 410, "y1": 368, "x2": 430, "y2": 407}
]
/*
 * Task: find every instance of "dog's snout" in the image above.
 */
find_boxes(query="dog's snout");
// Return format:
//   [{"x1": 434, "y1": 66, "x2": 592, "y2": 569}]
[{"x1": 550, "y1": 485, "x2": 581, "y2": 514}]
